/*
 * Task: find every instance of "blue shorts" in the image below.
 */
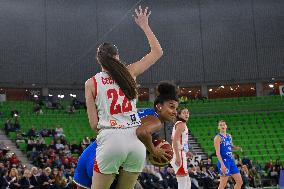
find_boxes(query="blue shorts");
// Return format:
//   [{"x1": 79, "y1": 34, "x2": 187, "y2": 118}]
[
  {"x1": 73, "y1": 141, "x2": 117, "y2": 189},
  {"x1": 217, "y1": 158, "x2": 239, "y2": 176},
  {"x1": 73, "y1": 142, "x2": 97, "y2": 188}
]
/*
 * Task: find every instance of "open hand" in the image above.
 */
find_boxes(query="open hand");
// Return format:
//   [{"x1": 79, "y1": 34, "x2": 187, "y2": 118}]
[{"x1": 133, "y1": 6, "x2": 151, "y2": 30}]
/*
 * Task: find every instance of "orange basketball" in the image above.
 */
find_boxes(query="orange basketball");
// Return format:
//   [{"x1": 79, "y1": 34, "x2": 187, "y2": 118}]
[{"x1": 147, "y1": 139, "x2": 173, "y2": 167}]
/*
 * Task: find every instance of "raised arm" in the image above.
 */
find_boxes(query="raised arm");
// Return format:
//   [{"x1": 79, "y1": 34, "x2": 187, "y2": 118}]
[
  {"x1": 127, "y1": 6, "x2": 163, "y2": 78},
  {"x1": 85, "y1": 78, "x2": 99, "y2": 131}
]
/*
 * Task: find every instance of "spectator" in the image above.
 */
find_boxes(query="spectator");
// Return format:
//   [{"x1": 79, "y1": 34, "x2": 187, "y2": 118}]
[
  {"x1": 15, "y1": 132, "x2": 25, "y2": 147},
  {"x1": 53, "y1": 168, "x2": 68, "y2": 188},
  {"x1": 13, "y1": 119, "x2": 20, "y2": 131},
  {"x1": 4, "y1": 119, "x2": 14, "y2": 135},
  {"x1": 249, "y1": 166, "x2": 262, "y2": 188},
  {"x1": 71, "y1": 98, "x2": 82, "y2": 109},
  {"x1": 242, "y1": 156, "x2": 251, "y2": 167},
  {"x1": 269, "y1": 166, "x2": 278, "y2": 186},
  {"x1": 9, "y1": 154, "x2": 20, "y2": 167},
  {"x1": 81, "y1": 137, "x2": 90, "y2": 148},
  {"x1": 55, "y1": 140, "x2": 64, "y2": 151},
  {"x1": 39, "y1": 167, "x2": 54, "y2": 189},
  {"x1": 275, "y1": 159, "x2": 282, "y2": 172},
  {"x1": 19, "y1": 169, "x2": 33, "y2": 189},
  {"x1": 241, "y1": 165, "x2": 250, "y2": 189},
  {"x1": 27, "y1": 127, "x2": 37, "y2": 137},
  {"x1": 70, "y1": 141, "x2": 80, "y2": 154},
  {"x1": 30, "y1": 167, "x2": 40, "y2": 189},
  {"x1": 27, "y1": 137, "x2": 36, "y2": 152},
  {"x1": 139, "y1": 167, "x2": 163, "y2": 189},
  {"x1": 254, "y1": 160, "x2": 263, "y2": 173},
  {"x1": 53, "y1": 155, "x2": 62, "y2": 168},
  {"x1": 63, "y1": 145, "x2": 71, "y2": 157},
  {"x1": 162, "y1": 166, "x2": 178, "y2": 189},
  {"x1": 188, "y1": 165, "x2": 200, "y2": 189},
  {"x1": 11, "y1": 109, "x2": 19, "y2": 118},
  {"x1": 35, "y1": 135, "x2": 45, "y2": 152},
  {"x1": 66, "y1": 105, "x2": 76, "y2": 114},
  {"x1": 48, "y1": 140, "x2": 57, "y2": 151},
  {"x1": 205, "y1": 158, "x2": 213, "y2": 169},
  {"x1": 0, "y1": 168, "x2": 9, "y2": 189},
  {"x1": 55, "y1": 127, "x2": 64, "y2": 138},
  {"x1": 34, "y1": 104, "x2": 43, "y2": 115},
  {"x1": 265, "y1": 159, "x2": 273, "y2": 172},
  {"x1": 59, "y1": 136, "x2": 66, "y2": 146},
  {"x1": 7, "y1": 167, "x2": 20, "y2": 189}
]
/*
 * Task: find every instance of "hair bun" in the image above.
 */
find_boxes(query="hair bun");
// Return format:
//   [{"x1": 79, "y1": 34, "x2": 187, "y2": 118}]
[{"x1": 157, "y1": 81, "x2": 178, "y2": 98}]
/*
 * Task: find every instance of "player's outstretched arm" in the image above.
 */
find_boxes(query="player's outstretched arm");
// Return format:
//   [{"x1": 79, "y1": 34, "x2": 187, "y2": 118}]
[{"x1": 127, "y1": 6, "x2": 163, "y2": 78}]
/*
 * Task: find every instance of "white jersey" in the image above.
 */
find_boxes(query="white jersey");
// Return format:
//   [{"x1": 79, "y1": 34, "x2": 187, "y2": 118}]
[
  {"x1": 171, "y1": 121, "x2": 189, "y2": 153},
  {"x1": 92, "y1": 72, "x2": 141, "y2": 129}
]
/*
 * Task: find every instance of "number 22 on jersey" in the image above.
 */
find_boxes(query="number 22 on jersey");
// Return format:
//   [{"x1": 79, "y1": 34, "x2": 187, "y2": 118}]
[{"x1": 107, "y1": 88, "x2": 132, "y2": 115}]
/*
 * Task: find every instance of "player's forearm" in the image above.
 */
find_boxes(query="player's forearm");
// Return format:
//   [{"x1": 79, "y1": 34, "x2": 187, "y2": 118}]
[
  {"x1": 142, "y1": 26, "x2": 163, "y2": 57},
  {"x1": 232, "y1": 146, "x2": 242, "y2": 151},
  {"x1": 136, "y1": 129, "x2": 156, "y2": 154},
  {"x1": 87, "y1": 110, "x2": 98, "y2": 131},
  {"x1": 172, "y1": 141, "x2": 181, "y2": 160},
  {"x1": 216, "y1": 152, "x2": 225, "y2": 166}
]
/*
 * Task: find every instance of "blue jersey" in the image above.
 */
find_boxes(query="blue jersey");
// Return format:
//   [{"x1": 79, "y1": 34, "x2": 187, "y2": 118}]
[
  {"x1": 216, "y1": 133, "x2": 239, "y2": 176},
  {"x1": 73, "y1": 108, "x2": 158, "y2": 188},
  {"x1": 138, "y1": 108, "x2": 159, "y2": 119},
  {"x1": 218, "y1": 133, "x2": 234, "y2": 160}
]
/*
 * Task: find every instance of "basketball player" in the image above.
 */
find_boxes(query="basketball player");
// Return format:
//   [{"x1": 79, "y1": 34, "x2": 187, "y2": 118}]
[
  {"x1": 170, "y1": 107, "x2": 192, "y2": 189},
  {"x1": 74, "y1": 82, "x2": 179, "y2": 189},
  {"x1": 214, "y1": 120, "x2": 243, "y2": 189},
  {"x1": 136, "y1": 81, "x2": 179, "y2": 161},
  {"x1": 85, "y1": 6, "x2": 164, "y2": 189}
]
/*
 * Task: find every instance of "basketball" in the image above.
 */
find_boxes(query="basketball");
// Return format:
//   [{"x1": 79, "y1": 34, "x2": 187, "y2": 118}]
[{"x1": 147, "y1": 139, "x2": 173, "y2": 167}]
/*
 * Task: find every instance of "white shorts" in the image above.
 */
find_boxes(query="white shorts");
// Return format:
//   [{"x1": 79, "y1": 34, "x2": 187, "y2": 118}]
[
  {"x1": 170, "y1": 150, "x2": 188, "y2": 176},
  {"x1": 94, "y1": 127, "x2": 146, "y2": 174}
]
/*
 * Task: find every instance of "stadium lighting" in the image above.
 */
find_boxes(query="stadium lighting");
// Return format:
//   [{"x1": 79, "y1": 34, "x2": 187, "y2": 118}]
[{"x1": 58, "y1": 94, "x2": 65, "y2": 99}]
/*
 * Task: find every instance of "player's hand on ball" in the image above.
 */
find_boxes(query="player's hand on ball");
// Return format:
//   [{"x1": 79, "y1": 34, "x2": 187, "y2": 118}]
[{"x1": 153, "y1": 146, "x2": 172, "y2": 162}]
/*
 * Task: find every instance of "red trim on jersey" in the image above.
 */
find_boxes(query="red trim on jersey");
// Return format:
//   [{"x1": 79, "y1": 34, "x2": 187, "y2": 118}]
[
  {"x1": 92, "y1": 76, "x2": 98, "y2": 100},
  {"x1": 176, "y1": 150, "x2": 186, "y2": 176},
  {"x1": 93, "y1": 159, "x2": 101, "y2": 173}
]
